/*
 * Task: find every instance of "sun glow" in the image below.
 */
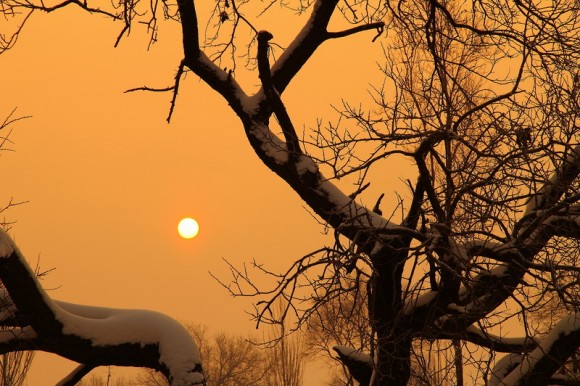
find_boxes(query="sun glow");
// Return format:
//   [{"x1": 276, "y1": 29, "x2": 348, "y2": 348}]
[{"x1": 177, "y1": 218, "x2": 200, "y2": 239}]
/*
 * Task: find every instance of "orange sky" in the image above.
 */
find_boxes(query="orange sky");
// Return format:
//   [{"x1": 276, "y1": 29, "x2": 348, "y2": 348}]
[{"x1": 0, "y1": 4, "x2": 412, "y2": 384}]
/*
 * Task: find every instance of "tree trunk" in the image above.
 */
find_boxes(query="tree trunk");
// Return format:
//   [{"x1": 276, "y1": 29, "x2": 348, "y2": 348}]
[
  {"x1": 369, "y1": 254, "x2": 411, "y2": 386},
  {"x1": 372, "y1": 330, "x2": 411, "y2": 386},
  {"x1": 454, "y1": 339, "x2": 463, "y2": 386}
]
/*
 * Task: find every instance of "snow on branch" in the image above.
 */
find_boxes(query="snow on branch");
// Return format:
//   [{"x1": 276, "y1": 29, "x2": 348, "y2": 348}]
[
  {"x1": 461, "y1": 325, "x2": 540, "y2": 353},
  {"x1": 524, "y1": 144, "x2": 580, "y2": 216},
  {"x1": 176, "y1": 0, "x2": 247, "y2": 114},
  {"x1": 493, "y1": 312, "x2": 580, "y2": 385},
  {"x1": 333, "y1": 345, "x2": 372, "y2": 386},
  {"x1": 433, "y1": 142, "x2": 580, "y2": 331},
  {"x1": 0, "y1": 229, "x2": 205, "y2": 386},
  {"x1": 427, "y1": 323, "x2": 541, "y2": 354}
]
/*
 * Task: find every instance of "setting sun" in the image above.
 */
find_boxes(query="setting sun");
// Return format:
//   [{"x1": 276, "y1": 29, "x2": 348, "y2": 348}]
[{"x1": 177, "y1": 218, "x2": 200, "y2": 239}]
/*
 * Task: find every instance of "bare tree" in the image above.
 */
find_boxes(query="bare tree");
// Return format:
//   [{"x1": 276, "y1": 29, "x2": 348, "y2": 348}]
[
  {"x1": 264, "y1": 300, "x2": 304, "y2": 386},
  {"x1": 304, "y1": 278, "x2": 370, "y2": 386},
  {"x1": 139, "y1": 322, "x2": 303, "y2": 386},
  {"x1": 140, "y1": 324, "x2": 269, "y2": 386},
  {"x1": 77, "y1": 373, "x2": 136, "y2": 386},
  {"x1": 0, "y1": 349, "x2": 34, "y2": 386},
  {"x1": 1, "y1": 0, "x2": 580, "y2": 385}
]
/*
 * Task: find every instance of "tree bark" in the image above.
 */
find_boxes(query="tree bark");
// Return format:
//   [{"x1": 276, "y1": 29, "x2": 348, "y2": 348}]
[{"x1": 369, "y1": 248, "x2": 411, "y2": 386}]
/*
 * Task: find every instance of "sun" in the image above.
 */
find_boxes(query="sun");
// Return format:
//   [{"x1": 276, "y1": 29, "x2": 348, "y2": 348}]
[{"x1": 177, "y1": 218, "x2": 200, "y2": 239}]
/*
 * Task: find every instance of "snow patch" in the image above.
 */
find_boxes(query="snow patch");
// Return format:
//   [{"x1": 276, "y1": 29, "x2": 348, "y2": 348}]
[
  {"x1": 296, "y1": 154, "x2": 318, "y2": 175},
  {"x1": 318, "y1": 179, "x2": 395, "y2": 230},
  {"x1": 55, "y1": 302, "x2": 204, "y2": 385},
  {"x1": 489, "y1": 353, "x2": 523, "y2": 386},
  {"x1": 333, "y1": 345, "x2": 372, "y2": 365},
  {"x1": 403, "y1": 291, "x2": 438, "y2": 314},
  {"x1": 466, "y1": 326, "x2": 540, "y2": 348},
  {"x1": 238, "y1": 92, "x2": 262, "y2": 115},
  {"x1": 249, "y1": 121, "x2": 289, "y2": 164}
]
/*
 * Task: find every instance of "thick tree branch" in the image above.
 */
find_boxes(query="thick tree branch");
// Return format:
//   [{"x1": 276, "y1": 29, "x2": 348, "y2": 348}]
[
  {"x1": 176, "y1": 0, "x2": 245, "y2": 114},
  {"x1": 401, "y1": 176, "x2": 425, "y2": 239},
  {"x1": 176, "y1": 0, "x2": 200, "y2": 59},
  {"x1": 498, "y1": 313, "x2": 580, "y2": 385},
  {"x1": 257, "y1": 31, "x2": 302, "y2": 156},
  {"x1": 58, "y1": 364, "x2": 96, "y2": 386},
  {"x1": 523, "y1": 144, "x2": 580, "y2": 216},
  {"x1": 326, "y1": 22, "x2": 385, "y2": 41},
  {"x1": 0, "y1": 230, "x2": 205, "y2": 386},
  {"x1": 333, "y1": 346, "x2": 372, "y2": 386},
  {"x1": 269, "y1": 0, "x2": 383, "y2": 96},
  {"x1": 0, "y1": 237, "x2": 62, "y2": 337},
  {"x1": 432, "y1": 325, "x2": 540, "y2": 353},
  {"x1": 269, "y1": 0, "x2": 338, "y2": 95}
]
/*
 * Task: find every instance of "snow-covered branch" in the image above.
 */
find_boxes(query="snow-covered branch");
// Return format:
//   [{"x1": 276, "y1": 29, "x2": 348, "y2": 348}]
[
  {"x1": 333, "y1": 345, "x2": 372, "y2": 386},
  {"x1": 0, "y1": 230, "x2": 205, "y2": 386},
  {"x1": 491, "y1": 313, "x2": 580, "y2": 385},
  {"x1": 433, "y1": 324, "x2": 541, "y2": 353},
  {"x1": 523, "y1": 144, "x2": 580, "y2": 216},
  {"x1": 421, "y1": 145, "x2": 580, "y2": 327},
  {"x1": 176, "y1": 1, "x2": 247, "y2": 115}
]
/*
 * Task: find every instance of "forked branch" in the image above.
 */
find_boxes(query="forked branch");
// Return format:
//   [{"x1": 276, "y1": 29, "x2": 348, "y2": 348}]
[{"x1": 257, "y1": 31, "x2": 302, "y2": 156}]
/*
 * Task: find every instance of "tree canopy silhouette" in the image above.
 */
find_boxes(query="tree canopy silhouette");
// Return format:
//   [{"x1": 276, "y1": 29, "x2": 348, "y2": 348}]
[{"x1": 1, "y1": 0, "x2": 579, "y2": 385}]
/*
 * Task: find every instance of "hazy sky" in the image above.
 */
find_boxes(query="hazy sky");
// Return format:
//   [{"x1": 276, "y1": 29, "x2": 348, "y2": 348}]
[{"x1": 0, "y1": 4, "x2": 408, "y2": 384}]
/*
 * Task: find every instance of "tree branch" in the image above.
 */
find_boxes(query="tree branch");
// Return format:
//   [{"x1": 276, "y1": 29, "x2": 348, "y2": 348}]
[
  {"x1": 432, "y1": 325, "x2": 540, "y2": 353},
  {"x1": 401, "y1": 175, "x2": 425, "y2": 238},
  {"x1": 326, "y1": 22, "x2": 385, "y2": 41},
  {"x1": 257, "y1": 31, "x2": 302, "y2": 156},
  {"x1": 57, "y1": 364, "x2": 95, "y2": 386},
  {"x1": 0, "y1": 230, "x2": 205, "y2": 385},
  {"x1": 270, "y1": 0, "x2": 339, "y2": 95},
  {"x1": 499, "y1": 313, "x2": 580, "y2": 385},
  {"x1": 523, "y1": 144, "x2": 580, "y2": 216},
  {"x1": 176, "y1": 0, "x2": 245, "y2": 114},
  {"x1": 333, "y1": 345, "x2": 372, "y2": 386},
  {"x1": 0, "y1": 235, "x2": 62, "y2": 337},
  {"x1": 268, "y1": 2, "x2": 384, "y2": 95},
  {"x1": 176, "y1": 0, "x2": 200, "y2": 59}
]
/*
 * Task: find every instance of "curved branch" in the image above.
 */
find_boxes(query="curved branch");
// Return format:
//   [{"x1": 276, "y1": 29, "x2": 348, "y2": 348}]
[
  {"x1": 326, "y1": 22, "x2": 385, "y2": 41},
  {"x1": 431, "y1": 325, "x2": 540, "y2": 353},
  {"x1": 499, "y1": 313, "x2": 580, "y2": 385},
  {"x1": 523, "y1": 144, "x2": 580, "y2": 216},
  {"x1": 333, "y1": 345, "x2": 372, "y2": 386},
  {"x1": 57, "y1": 364, "x2": 96, "y2": 386},
  {"x1": 0, "y1": 230, "x2": 205, "y2": 386},
  {"x1": 269, "y1": 0, "x2": 383, "y2": 96}
]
